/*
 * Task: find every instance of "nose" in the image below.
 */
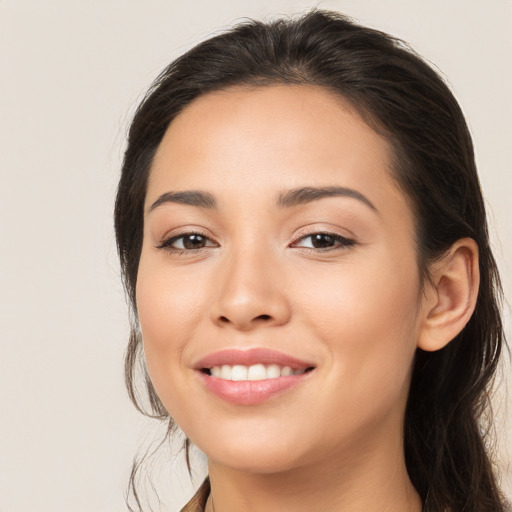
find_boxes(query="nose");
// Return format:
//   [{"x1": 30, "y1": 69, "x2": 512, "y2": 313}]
[{"x1": 209, "y1": 246, "x2": 291, "y2": 331}]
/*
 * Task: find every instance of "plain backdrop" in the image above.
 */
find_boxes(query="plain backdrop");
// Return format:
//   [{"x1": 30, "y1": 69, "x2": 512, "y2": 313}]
[{"x1": 0, "y1": 1, "x2": 510, "y2": 511}]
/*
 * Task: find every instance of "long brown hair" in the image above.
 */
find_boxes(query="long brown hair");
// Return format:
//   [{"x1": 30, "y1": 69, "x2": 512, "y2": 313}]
[{"x1": 115, "y1": 10, "x2": 507, "y2": 511}]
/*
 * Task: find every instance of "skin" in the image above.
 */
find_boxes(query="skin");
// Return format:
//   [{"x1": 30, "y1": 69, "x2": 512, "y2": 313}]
[{"x1": 136, "y1": 85, "x2": 477, "y2": 511}]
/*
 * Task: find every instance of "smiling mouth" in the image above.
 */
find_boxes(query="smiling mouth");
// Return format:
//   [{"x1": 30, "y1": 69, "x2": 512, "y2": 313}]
[
  {"x1": 196, "y1": 350, "x2": 316, "y2": 405},
  {"x1": 201, "y1": 364, "x2": 315, "y2": 381}
]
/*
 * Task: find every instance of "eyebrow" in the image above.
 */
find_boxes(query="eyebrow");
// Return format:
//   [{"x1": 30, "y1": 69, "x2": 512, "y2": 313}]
[
  {"x1": 277, "y1": 186, "x2": 378, "y2": 213},
  {"x1": 149, "y1": 190, "x2": 217, "y2": 212},
  {"x1": 148, "y1": 185, "x2": 377, "y2": 214}
]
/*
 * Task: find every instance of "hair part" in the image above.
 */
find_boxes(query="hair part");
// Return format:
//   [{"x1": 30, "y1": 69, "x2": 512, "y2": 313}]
[{"x1": 115, "y1": 10, "x2": 507, "y2": 511}]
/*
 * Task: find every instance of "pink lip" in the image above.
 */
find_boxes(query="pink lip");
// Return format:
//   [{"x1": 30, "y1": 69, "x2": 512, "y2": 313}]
[
  {"x1": 197, "y1": 372, "x2": 313, "y2": 405},
  {"x1": 193, "y1": 348, "x2": 316, "y2": 406},
  {"x1": 194, "y1": 348, "x2": 314, "y2": 370}
]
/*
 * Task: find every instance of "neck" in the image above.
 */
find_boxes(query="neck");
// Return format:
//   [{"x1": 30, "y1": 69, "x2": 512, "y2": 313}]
[{"x1": 205, "y1": 432, "x2": 421, "y2": 512}]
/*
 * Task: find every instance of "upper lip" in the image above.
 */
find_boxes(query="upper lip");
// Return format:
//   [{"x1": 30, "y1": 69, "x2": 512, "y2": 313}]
[{"x1": 194, "y1": 348, "x2": 315, "y2": 370}]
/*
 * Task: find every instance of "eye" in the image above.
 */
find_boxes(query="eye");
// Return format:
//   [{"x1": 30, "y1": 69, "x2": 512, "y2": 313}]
[
  {"x1": 156, "y1": 232, "x2": 217, "y2": 252},
  {"x1": 292, "y1": 232, "x2": 355, "y2": 250}
]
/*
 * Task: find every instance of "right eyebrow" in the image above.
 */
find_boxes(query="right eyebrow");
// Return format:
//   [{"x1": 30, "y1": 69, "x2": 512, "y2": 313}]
[{"x1": 148, "y1": 190, "x2": 217, "y2": 213}]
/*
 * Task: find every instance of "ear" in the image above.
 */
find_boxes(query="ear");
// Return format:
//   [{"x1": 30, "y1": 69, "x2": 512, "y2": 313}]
[{"x1": 417, "y1": 238, "x2": 480, "y2": 352}]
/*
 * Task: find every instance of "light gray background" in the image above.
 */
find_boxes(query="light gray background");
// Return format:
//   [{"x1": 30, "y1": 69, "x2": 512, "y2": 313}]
[{"x1": 0, "y1": 1, "x2": 510, "y2": 511}]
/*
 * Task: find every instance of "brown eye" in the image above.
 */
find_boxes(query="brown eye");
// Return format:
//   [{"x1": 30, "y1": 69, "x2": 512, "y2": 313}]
[
  {"x1": 309, "y1": 234, "x2": 337, "y2": 248},
  {"x1": 293, "y1": 233, "x2": 355, "y2": 250},
  {"x1": 157, "y1": 232, "x2": 217, "y2": 252},
  {"x1": 180, "y1": 234, "x2": 208, "y2": 249}
]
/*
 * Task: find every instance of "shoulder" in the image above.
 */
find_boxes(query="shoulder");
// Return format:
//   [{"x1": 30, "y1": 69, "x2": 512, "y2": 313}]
[{"x1": 180, "y1": 478, "x2": 210, "y2": 512}]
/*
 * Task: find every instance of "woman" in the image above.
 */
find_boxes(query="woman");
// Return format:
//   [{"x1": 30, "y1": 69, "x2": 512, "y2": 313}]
[{"x1": 115, "y1": 10, "x2": 508, "y2": 512}]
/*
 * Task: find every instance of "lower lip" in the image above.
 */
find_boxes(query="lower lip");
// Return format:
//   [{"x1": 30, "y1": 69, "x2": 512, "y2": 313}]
[{"x1": 197, "y1": 371, "x2": 313, "y2": 405}]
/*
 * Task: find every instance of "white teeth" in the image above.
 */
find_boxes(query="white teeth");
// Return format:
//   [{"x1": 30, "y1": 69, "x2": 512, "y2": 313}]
[
  {"x1": 221, "y1": 365, "x2": 231, "y2": 380},
  {"x1": 208, "y1": 364, "x2": 310, "y2": 381},
  {"x1": 267, "y1": 364, "x2": 281, "y2": 379},
  {"x1": 247, "y1": 364, "x2": 266, "y2": 381},
  {"x1": 280, "y1": 366, "x2": 293, "y2": 376},
  {"x1": 231, "y1": 365, "x2": 248, "y2": 381}
]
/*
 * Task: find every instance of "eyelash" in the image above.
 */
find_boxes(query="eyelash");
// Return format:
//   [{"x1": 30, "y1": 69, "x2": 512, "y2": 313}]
[
  {"x1": 155, "y1": 231, "x2": 356, "y2": 255},
  {"x1": 290, "y1": 232, "x2": 356, "y2": 252}
]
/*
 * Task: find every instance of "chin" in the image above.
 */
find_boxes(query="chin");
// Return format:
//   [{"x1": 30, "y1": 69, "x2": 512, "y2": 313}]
[
  {"x1": 188, "y1": 424, "x2": 310, "y2": 474},
  {"x1": 206, "y1": 444, "x2": 304, "y2": 474}
]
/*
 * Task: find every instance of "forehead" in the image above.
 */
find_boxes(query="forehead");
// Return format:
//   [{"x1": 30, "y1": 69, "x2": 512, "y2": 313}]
[{"x1": 147, "y1": 84, "x2": 406, "y2": 214}]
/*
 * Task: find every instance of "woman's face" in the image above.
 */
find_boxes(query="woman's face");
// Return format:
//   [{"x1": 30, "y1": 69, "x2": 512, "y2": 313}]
[{"x1": 137, "y1": 85, "x2": 427, "y2": 473}]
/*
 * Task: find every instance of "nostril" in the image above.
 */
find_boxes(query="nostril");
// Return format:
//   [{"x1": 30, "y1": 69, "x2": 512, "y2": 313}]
[{"x1": 216, "y1": 313, "x2": 275, "y2": 327}]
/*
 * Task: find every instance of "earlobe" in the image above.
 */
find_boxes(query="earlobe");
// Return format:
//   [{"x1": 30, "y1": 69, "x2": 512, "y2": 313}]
[{"x1": 417, "y1": 238, "x2": 480, "y2": 352}]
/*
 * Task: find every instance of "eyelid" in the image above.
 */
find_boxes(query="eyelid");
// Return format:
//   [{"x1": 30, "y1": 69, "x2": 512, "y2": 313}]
[
  {"x1": 291, "y1": 221, "x2": 356, "y2": 238},
  {"x1": 290, "y1": 222, "x2": 356, "y2": 240}
]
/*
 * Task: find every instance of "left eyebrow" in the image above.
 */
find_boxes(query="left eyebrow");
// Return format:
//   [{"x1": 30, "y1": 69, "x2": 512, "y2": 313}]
[{"x1": 277, "y1": 186, "x2": 378, "y2": 213}]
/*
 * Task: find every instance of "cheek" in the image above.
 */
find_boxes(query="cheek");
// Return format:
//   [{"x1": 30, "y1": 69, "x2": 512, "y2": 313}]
[
  {"x1": 299, "y1": 252, "x2": 420, "y2": 336},
  {"x1": 135, "y1": 256, "x2": 207, "y2": 400},
  {"x1": 296, "y1": 252, "x2": 421, "y2": 397},
  {"x1": 137, "y1": 254, "x2": 207, "y2": 337}
]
